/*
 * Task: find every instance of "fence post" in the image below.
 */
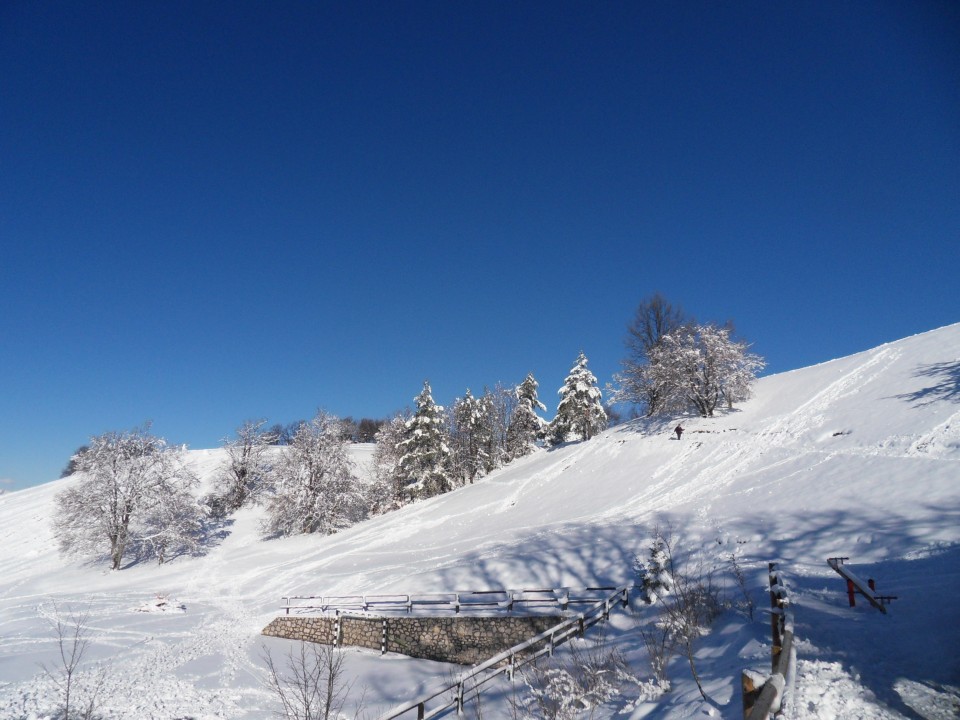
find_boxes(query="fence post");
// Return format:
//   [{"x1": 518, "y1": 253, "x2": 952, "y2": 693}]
[
  {"x1": 381, "y1": 619, "x2": 388, "y2": 656},
  {"x1": 456, "y1": 680, "x2": 464, "y2": 716},
  {"x1": 741, "y1": 671, "x2": 762, "y2": 719},
  {"x1": 846, "y1": 579, "x2": 856, "y2": 607},
  {"x1": 417, "y1": 702, "x2": 425, "y2": 720},
  {"x1": 334, "y1": 611, "x2": 342, "y2": 648}
]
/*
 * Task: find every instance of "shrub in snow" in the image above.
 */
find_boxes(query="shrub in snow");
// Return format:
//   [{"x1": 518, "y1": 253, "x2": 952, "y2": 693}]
[
  {"x1": 518, "y1": 640, "x2": 642, "y2": 720},
  {"x1": 634, "y1": 527, "x2": 725, "y2": 702}
]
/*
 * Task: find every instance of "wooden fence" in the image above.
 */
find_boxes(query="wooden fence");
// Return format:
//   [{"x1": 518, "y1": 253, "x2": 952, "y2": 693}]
[
  {"x1": 374, "y1": 586, "x2": 631, "y2": 720},
  {"x1": 742, "y1": 563, "x2": 796, "y2": 720},
  {"x1": 282, "y1": 586, "x2": 621, "y2": 616}
]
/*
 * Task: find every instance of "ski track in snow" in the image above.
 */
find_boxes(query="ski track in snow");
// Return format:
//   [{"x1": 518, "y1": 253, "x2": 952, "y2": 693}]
[{"x1": 1, "y1": 324, "x2": 959, "y2": 720}]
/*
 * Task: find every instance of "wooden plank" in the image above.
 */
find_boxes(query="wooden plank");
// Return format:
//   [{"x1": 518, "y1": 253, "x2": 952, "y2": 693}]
[{"x1": 827, "y1": 558, "x2": 887, "y2": 614}]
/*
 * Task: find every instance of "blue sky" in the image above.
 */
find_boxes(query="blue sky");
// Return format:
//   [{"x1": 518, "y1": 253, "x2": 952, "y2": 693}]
[{"x1": 2, "y1": 1, "x2": 958, "y2": 489}]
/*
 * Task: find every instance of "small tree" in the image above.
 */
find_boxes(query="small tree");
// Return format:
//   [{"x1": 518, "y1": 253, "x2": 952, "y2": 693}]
[
  {"x1": 261, "y1": 641, "x2": 359, "y2": 720},
  {"x1": 550, "y1": 352, "x2": 607, "y2": 443},
  {"x1": 39, "y1": 601, "x2": 106, "y2": 720},
  {"x1": 263, "y1": 412, "x2": 364, "y2": 537},
  {"x1": 396, "y1": 381, "x2": 452, "y2": 500},
  {"x1": 54, "y1": 425, "x2": 199, "y2": 569},
  {"x1": 635, "y1": 528, "x2": 723, "y2": 702}
]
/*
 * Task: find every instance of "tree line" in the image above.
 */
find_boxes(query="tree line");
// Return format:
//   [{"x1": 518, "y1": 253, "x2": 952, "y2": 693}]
[{"x1": 54, "y1": 294, "x2": 764, "y2": 569}]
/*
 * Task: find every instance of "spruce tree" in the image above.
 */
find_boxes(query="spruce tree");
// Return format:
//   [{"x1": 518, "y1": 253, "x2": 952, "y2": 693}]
[
  {"x1": 550, "y1": 352, "x2": 607, "y2": 442},
  {"x1": 396, "y1": 381, "x2": 452, "y2": 500},
  {"x1": 506, "y1": 373, "x2": 547, "y2": 459}
]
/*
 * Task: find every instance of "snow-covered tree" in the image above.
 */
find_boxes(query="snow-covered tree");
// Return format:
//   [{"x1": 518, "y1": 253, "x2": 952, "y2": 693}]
[
  {"x1": 481, "y1": 384, "x2": 513, "y2": 473},
  {"x1": 54, "y1": 425, "x2": 200, "y2": 570},
  {"x1": 506, "y1": 373, "x2": 547, "y2": 460},
  {"x1": 396, "y1": 381, "x2": 452, "y2": 500},
  {"x1": 263, "y1": 411, "x2": 364, "y2": 537},
  {"x1": 368, "y1": 414, "x2": 408, "y2": 514},
  {"x1": 612, "y1": 293, "x2": 689, "y2": 416},
  {"x1": 550, "y1": 353, "x2": 607, "y2": 443},
  {"x1": 646, "y1": 323, "x2": 765, "y2": 417},
  {"x1": 216, "y1": 419, "x2": 276, "y2": 511},
  {"x1": 450, "y1": 390, "x2": 488, "y2": 485}
]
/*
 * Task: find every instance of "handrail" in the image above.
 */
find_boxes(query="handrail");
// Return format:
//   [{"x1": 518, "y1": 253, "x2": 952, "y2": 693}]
[
  {"x1": 282, "y1": 586, "x2": 619, "y2": 616},
  {"x1": 375, "y1": 586, "x2": 630, "y2": 720}
]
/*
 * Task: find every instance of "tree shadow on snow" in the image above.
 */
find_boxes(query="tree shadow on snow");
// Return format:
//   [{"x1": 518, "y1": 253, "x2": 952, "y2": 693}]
[
  {"x1": 893, "y1": 360, "x2": 960, "y2": 406},
  {"x1": 726, "y1": 502, "x2": 960, "y2": 719}
]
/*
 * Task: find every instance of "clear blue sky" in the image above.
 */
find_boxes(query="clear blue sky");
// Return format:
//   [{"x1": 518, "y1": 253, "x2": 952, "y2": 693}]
[{"x1": 2, "y1": 1, "x2": 958, "y2": 489}]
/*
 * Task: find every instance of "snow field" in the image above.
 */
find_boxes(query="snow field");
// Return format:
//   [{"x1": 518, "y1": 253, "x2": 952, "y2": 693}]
[{"x1": 0, "y1": 323, "x2": 958, "y2": 719}]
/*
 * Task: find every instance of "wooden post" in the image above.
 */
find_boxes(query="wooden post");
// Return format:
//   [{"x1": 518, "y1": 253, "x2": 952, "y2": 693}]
[
  {"x1": 417, "y1": 702, "x2": 425, "y2": 720},
  {"x1": 741, "y1": 671, "x2": 761, "y2": 719},
  {"x1": 847, "y1": 579, "x2": 856, "y2": 607},
  {"x1": 868, "y1": 579, "x2": 876, "y2": 592},
  {"x1": 456, "y1": 681, "x2": 464, "y2": 716}
]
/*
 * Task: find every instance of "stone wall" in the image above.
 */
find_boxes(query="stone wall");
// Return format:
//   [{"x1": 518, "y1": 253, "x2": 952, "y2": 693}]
[{"x1": 262, "y1": 614, "x2": 563, "y2": 665}]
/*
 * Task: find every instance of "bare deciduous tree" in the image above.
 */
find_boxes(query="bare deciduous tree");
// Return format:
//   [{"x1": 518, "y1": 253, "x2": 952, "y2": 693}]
[
  {"x1": 613, "y1": 293, "x2": 689, "y2": 415},
  {"x1": 636, "y1": 528, "x2": 724, "y2": 702},
  {"x1": 39, "y1": 601, "x2": 106, "y2": 720},
  {"x1": 261, "y1": 641, "x2": 360, "y2": 720}
]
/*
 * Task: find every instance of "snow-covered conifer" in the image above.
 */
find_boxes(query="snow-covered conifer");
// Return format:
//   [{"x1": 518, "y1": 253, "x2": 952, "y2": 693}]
[
  {"x1": 549, "y1": 353, "x2": 607, "y2": 443},
  {"x1": 262, "y1": 411, "x2": 364, "y2": 536},
  {"x1": 506, "y1": 373, "x2": 547, "y2": 460},
  {"x1": 639, "y1": 533, "x2": 674, "y2": 604},
  {"x1": 396, "y1": 381, "x2": 452, "y2": 500},
  {"x1": 54, "y1": 425, "x2": 200, "y2": 570}
]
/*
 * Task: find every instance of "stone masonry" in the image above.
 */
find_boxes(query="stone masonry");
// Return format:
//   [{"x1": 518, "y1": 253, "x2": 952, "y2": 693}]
[{"x1": 262, "y1": 614, "x2": 563, "y2": 665}]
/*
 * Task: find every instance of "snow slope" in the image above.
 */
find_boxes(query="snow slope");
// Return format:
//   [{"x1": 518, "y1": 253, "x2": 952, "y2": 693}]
[{"x1": 1, "y1": 324, "x2": 958, "y2": 719}]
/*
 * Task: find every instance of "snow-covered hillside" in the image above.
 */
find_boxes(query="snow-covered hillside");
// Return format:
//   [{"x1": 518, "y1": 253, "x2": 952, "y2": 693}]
[{"x1": 1, "y1": 324, "x2": 958, "y2": 719}]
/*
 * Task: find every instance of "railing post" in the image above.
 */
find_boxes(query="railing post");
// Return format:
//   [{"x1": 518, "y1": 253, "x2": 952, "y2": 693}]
[
  {"x1": 381, "y1": 618, "x2": 388, "y2": 656},
  {"x1": 417, "y1": 702, "x2": 425, "y2": 720},
  {"x1": 456, "y1": 680, "x2": 464, "y2": 716}
]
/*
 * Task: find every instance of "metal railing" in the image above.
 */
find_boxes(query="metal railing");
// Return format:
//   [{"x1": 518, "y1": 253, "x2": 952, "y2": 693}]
[
  {"x1": 281, "y1": 586, "x2": 622, "y2": 616},
  {"x1": 375, "y1": 586, "x2": 631, "y2": 720}
]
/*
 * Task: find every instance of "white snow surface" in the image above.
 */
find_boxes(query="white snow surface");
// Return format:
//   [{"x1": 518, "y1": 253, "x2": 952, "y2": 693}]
[{"x1": 1, "y1": 325, "x2": 959, "y2": 719}]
